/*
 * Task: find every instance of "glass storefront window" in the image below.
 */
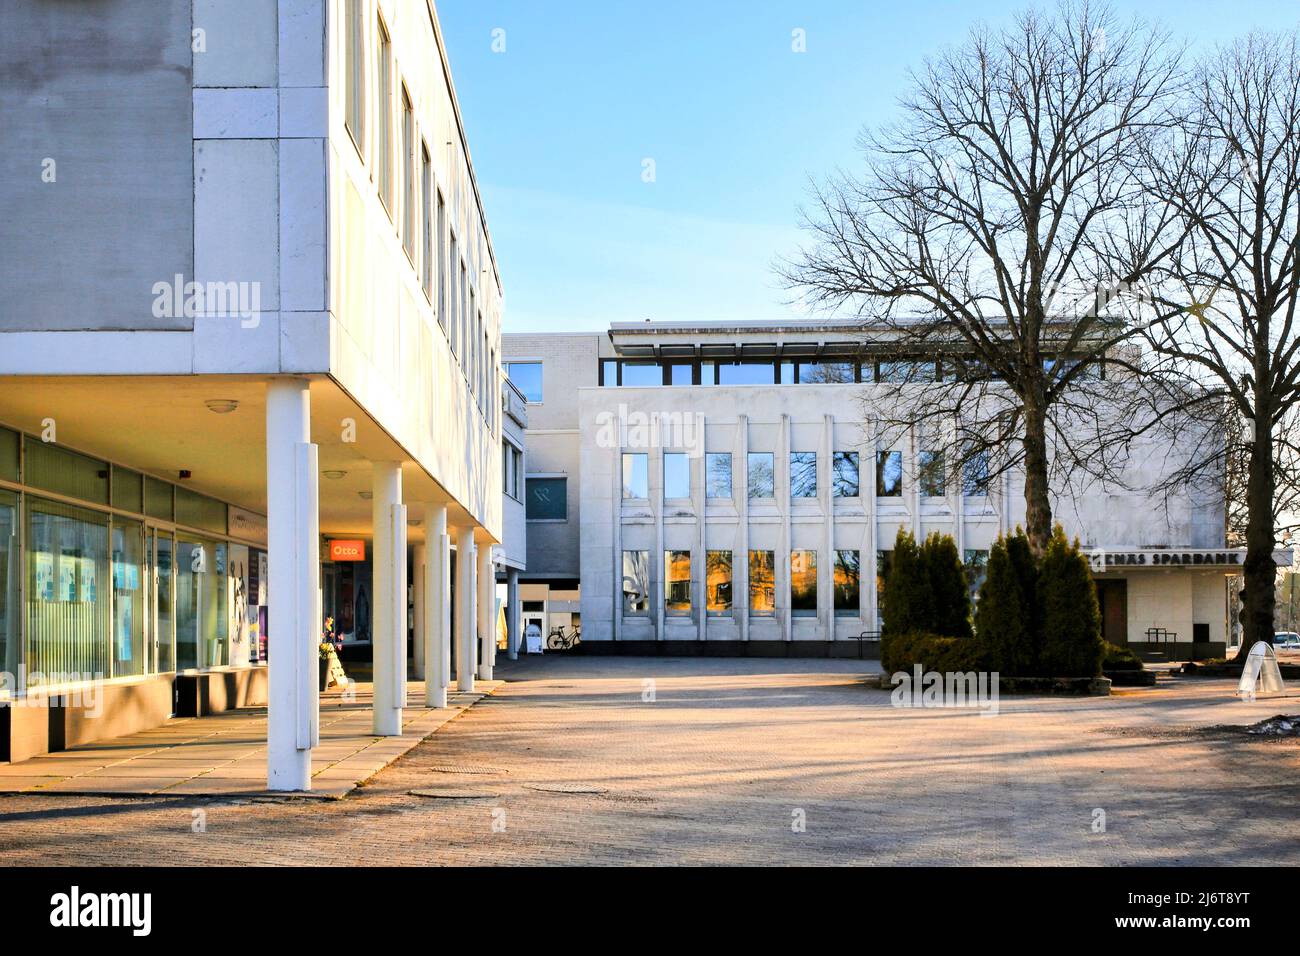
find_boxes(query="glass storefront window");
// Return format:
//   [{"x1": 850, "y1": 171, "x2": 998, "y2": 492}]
[
  {"x1": 154, "y1": 531, "x2": 175, "y2": 673},
  {"x1": 176, "y1": 538, "x2": 227, "y2": 669},
  {"x1": 0, "y1": 490, "x2": 18, "y2": 681},
  {"x1": 110, "y1": 519, "x2": 146, "y2": 677},
  {"x1": 111, "y1": 466, "x2": 144, "y2": 514},
  {"x1": 26, "y1": 497, "x2": 110, "y2": 685}
]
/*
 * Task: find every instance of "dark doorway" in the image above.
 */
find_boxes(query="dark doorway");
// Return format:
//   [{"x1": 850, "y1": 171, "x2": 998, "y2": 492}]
[{"x1": 1095, "y1": 579, "x2": 1128, "y2": 645}]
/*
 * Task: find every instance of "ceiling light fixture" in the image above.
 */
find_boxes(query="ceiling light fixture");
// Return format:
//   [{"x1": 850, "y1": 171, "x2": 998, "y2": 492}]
[
  {"x1": 358, "y1": 491, "x2": 372, "y2": 500},
  {"x1": 322, "y1": 470, "x2": 347, "y2": 480},
  {"x1": 204, "y1": 399, "x2": 239, "y2": 414}
]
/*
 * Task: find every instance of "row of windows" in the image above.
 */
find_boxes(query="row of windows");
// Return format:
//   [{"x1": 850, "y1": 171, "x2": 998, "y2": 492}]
[
  {"x1": 599, "y1": 356, "x2": 1100, "y2": 388},
  {"x1": 620, "y1": 548, "x2": 992, "y2": 620},
  {"x1": 620, "y1": 449, "x2": 991, "y2": 501},
  {"x1": 343, "y1": 0, "x2": 498, "y2": 434},
  {"x1": 621, "y1": 549, "x2": 862, "y2": 617}
]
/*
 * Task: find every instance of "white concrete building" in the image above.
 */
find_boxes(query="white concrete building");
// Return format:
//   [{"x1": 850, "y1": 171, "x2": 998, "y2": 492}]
[
  {"x1": 505, "y1": 321, "x2": 1280, "y2": 661},
  {"x1": 0, "y1": 0, "x2": 513, "y2": 788}
]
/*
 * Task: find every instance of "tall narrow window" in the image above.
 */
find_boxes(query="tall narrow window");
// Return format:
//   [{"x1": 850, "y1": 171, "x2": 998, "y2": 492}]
[
  {"x1": 834, "y1": 551, "x2": 861, "y2": 617},
  {"x1": 747, "y1": 452, "x2": 774, "y2": 499},
  {"x1": 459, "y1": 261, "x2": 469, "y2": 370},
  {"x1": 421, "y1": 143, "x2": 433, "y2": 299},
  {"x1": 665, "y1": 551, "x2": 692, "y2": 615},
  {"x1": 622, "y1": 453, "x2": 648, "y2": 499},
  {"x1": 436, "y1": 192, "x2": 447, "y2": 330},
  {"x1": 749, "y1": 550, "x2": 776, "y2": 615},
  {"x1": 449, "y1": 236, "x2": 459, "y2": 355},
  {"x1": 705, "y1": 453, "x2": 732, "y2": 498},
  {"x1": 876, "y1": 450, "x2": 903, "y2": 497},
  {"x1": 832, "y1": 451, "x2": 860, "y2": 497},
  {"x1": 706, "y1": 551, "x2": 733, "y2": 615},
  {"x1": 963, "y1": 450, "x2": 991, "y2": 496},
  {"x1": 344, "y1": 0, "x2": 365, "y2": 155},
  {"x1": 664, "y1": 452, "x2": 690, "y2": 499},
  {"x1": 790, "y1": 452, "x2": 817, "y2": 498},
  {"x1": 401, "y1": 87, "x2": 416, "y2": 259},
  {"x1": 622, "y1": 551, "x2": 650, "y2": 615},
  {"x1": 791, "y1": 550, "x2": 818, "y2": 616},
  {"x1": 376, "y1": 16, "x2": 393, "y2": 215},
  {"x1": 918, "y1": 450, "x2": 946, "y2": 496}
]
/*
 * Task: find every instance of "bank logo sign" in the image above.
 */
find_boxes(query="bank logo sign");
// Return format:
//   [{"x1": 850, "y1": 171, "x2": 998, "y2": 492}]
[{"x1": 1087, "y1": 549, "x2": 1246, "y2": 572}]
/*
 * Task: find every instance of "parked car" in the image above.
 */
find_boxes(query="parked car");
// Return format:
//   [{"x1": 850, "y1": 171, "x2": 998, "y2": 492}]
[{"x1": 1273, "y1": 632, "x2": 1300, "y2": 649}]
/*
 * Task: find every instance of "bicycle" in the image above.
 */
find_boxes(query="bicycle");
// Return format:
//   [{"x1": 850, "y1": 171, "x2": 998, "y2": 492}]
[{"x1": 546, "y1": 624, "x2": 581, "y2": 651}]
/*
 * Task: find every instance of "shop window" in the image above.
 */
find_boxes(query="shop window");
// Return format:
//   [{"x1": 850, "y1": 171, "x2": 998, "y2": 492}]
[
  {"x1": 790, "y1": 452, "x2": 817, "y2": 498},
  {"x1": 749, "y1": 550, "x2": 776, "y2": 615},
  {"x1": 25, "y1": 497, "x2": 110, "y2": 685},
  {"x1": 111, "y1": 519, "x2": 146, "y2": 677},
  {"x1": 153, "y1": 530, "x2": 175, "y2": 674},
  {"x1": 622, "y1": 550, "x2": 649, "y2": 615},
  {"x1": 791, "y1": 550, "x2": 818, "y2": 616},
  {"x1": 0, "y1": 490, "x2": 18, "y2": 682},
  {"x1": 832, "y1": 451, "x2": 860, "y2": 497},
  {"x1": 834, "y1": 550, "x2": 861, "y2": 617},
  {"x1": 622, "y1": 453, "x2": 648, "y2": 499},
  {"x1": 664, "y1": 550, "x2": 691, "y2": 615},
  {"x1": 706, "y1": 453, "x2": 732, "y2": 499},
  {"x1": 747, "y1": 452, "x2": 774, "y2": 499},
  {"x1": 175, "y1": 538, "x2": 227, "y2": 670},
  {"x1": 706, "y1": 550, "x2": 733, "y2": 615},
  {"x1": 525, "y1": 477, "x2": 567, "y2": 520}
]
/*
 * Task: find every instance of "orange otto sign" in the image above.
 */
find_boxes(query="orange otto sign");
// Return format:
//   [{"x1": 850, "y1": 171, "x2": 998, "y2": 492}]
[{"x1": 328, "y1": 539, "x2": 366, "y2": 562}]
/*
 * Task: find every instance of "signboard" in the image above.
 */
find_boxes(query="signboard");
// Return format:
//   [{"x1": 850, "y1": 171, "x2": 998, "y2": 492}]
[
  {"x1": 329, "y1": 539, "x2": 366, "y2": 562},
  {"x1": 229, "y1": 507, "x2": 269, "y2": 546}
]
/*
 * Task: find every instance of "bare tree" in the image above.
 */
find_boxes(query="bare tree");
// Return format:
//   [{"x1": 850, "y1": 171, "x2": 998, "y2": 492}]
[
  {"x1": 1138, "y1": 31, "x2": 1300, "y2": 658},
  {"x1": 781, "y1": 1, "x2": 1184, "y2": 556}
]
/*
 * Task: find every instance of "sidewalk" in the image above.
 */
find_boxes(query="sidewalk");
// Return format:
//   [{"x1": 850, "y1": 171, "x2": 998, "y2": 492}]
[{"x1": 0, "y1": 679, "x2": 501, "y2": 799}]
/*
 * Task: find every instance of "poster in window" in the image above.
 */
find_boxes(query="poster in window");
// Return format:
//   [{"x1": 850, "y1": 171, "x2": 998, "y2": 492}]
[{"x1": 35, "y1": 551, "x2": 53, "y2": 602}]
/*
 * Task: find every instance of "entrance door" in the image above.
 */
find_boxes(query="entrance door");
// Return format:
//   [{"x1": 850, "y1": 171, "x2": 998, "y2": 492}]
[{"x1": 1096, "y1": 579, "x2": 1128, "y2": 645}]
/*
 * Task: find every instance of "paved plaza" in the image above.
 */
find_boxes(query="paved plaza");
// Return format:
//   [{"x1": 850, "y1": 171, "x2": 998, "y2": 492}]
[{"x1": 2, "y1": 656, "x2": 1298, "y2": 866}]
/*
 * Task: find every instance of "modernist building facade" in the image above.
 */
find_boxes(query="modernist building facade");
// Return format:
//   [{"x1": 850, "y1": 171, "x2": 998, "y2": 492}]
[
  {"x1": 505, "y1": 321, "x2": 1270, "y2": 661},
  {"x1": 0, "y1": 0, "x2": 518, "y2": 788}
]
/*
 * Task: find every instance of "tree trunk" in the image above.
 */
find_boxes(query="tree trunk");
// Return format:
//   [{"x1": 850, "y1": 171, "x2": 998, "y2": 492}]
[
  {"x1": 1022, "y1": 395, "x2": 1053, "y2": 557},
  {"x1": 1238, "y1": 417, "x2": 1276, "y2": 660}
]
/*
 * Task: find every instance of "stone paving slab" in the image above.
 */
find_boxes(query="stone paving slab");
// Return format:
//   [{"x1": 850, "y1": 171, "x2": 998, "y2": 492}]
[{"x1": 0, "y1": 680, "x2": 501, "y2": 799}]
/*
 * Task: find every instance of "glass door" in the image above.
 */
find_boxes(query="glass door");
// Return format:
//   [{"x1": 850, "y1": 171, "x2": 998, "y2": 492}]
[{"x1": 150, "y1": 528, "x2": 175, "y2": 673}]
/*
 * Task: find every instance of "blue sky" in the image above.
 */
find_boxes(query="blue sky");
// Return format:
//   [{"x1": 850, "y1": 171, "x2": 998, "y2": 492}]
[{"x1": 438, "y1": 1, "x2": 1300, "y2": 333}]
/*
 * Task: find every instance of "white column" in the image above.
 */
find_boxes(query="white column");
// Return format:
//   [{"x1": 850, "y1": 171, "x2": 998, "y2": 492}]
[
  {"x1": 506, "y1": 566, "x2": 520, "y2": 660},
  {"x1": 477, "y1": 542, "x2": 494, "y2": 680},
  {"x1": 456, "y1": 525, "x2": 477, "y2": 692},
  {"x1": 266, "y1": 378, "x2": 319, "y2": 792},
  {"x1": 411, "y1": 543, "x2": 426, "y2": 681},
  {"x1": 372, "y1": 461, "x2": 406, "y2": 736},
  {"x1": 425, "y1": 503, "x2": 449, "y2": 707}
]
